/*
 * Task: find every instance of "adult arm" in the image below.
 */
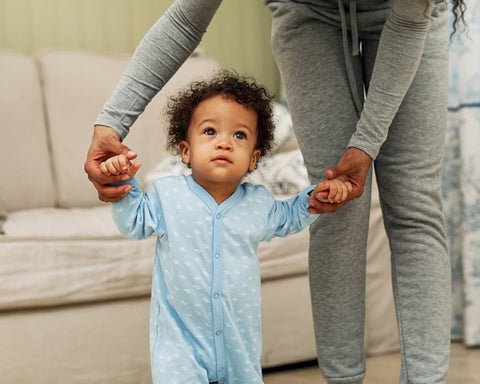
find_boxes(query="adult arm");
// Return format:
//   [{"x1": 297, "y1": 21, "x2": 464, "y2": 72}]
[
  {"x1": 85, "y1": 0, "x2": 222, "y2": 201},
  {"x1": 348, "y1": 0, "x2": 434, "y2": 160},
  {"x1": 317, "y1": 0, "x2": 435, "y2": 210},
  {"x1": 95, "y1": 0, "x2": 223, "y2": 138}
]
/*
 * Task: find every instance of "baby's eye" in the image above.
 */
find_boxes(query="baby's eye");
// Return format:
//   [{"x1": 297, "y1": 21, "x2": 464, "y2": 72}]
[
  {"x1": 234, "y1": 131, "x2": 247, "y2": 140},
  {"x1": 203, "y1": 128, "x2": 216, "y2": 136}
]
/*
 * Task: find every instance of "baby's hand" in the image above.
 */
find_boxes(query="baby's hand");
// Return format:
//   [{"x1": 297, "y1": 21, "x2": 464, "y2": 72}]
[
  {"x1": 313, "y1": 178, "x2": 352, "y2": 204},
  {"x1": 100, "y1": 154, "x2": 141, "y2": 176}
]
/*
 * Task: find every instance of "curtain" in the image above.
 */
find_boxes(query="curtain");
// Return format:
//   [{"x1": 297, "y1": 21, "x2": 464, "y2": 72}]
[{"x1": 443, "y1": 1, "x2": 480, "y2": 346}]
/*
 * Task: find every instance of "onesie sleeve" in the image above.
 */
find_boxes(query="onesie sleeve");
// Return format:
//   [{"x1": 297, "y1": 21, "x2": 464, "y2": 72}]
[
  {"x1": 95, "y1": 0, "x2": 223, "y2": 139},
  {"x1": 264, "y1": 186, "x2": 319, "y2": 242},
  {"x1": 112, "y1": 177, "x2": 166, "y2": 239},
  {"x1": 348, "y1": 0, "x2": 435, "y2": 160}
]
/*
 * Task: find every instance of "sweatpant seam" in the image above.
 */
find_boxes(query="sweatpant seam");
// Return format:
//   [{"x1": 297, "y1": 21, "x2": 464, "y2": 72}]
[{"x1": 391, "y1": 251, "x2": 409, "y2": 383}]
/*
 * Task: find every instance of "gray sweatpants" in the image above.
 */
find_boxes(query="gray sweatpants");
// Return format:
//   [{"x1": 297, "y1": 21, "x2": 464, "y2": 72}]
[{"x1": 265, "y1": 1, "x2": 451, "y2": 383}]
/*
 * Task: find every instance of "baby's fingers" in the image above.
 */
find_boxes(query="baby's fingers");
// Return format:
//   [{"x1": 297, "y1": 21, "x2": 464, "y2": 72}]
[
  {"x1": 105, "y1": 158, "x2": 122, "y2": 175},
  {"x1": 314, "y1": 181, "x2": 330, "y2": 203},
  {"x1": 327, "y1": 181, "x2": 350, "y2": 203},
  {"x1": 345, "y1": 181, "x2": 353, "y2": 197},
  {"x1": 100, "y1": 161, "x2": 111, "y2": 176},
  {"x1": 117, "y1": 154, "x2": 130, "y2": 172},
  {"x1": 327, "y1": 183, "x2": 341, "y2": 203},
  {"x1": 333, "y1": 181, "x2": 352, "y2": 202},
  {"x1": 337, "y1": 183, "x2": 350, "y2": 202}
]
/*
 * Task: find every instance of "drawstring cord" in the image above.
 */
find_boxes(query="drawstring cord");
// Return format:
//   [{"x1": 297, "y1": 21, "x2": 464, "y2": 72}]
[
  {"x1": 349, "y1": 0, "x2": 359, "y2": 56},
  {"x1": 337, "y1": 0, "x2": 363, "y2": 115}
]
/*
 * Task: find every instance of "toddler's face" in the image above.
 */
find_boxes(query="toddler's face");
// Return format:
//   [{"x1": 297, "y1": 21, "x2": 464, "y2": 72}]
[{"x1": 179, "y1": 95, "x2": 261, "y2": 190}]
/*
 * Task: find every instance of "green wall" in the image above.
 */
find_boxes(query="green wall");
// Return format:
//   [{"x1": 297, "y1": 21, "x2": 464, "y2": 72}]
[{"x1": 0, "y1": 0, "x2": 281, "y2": 96}]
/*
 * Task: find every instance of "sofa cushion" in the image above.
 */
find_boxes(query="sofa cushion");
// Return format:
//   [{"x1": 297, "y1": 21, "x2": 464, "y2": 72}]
[
  {"x1": 0, "y1": 205, "x2": 309, "y2": 311},
  {"x1": 0, "y1": 206, "x2": 156, "y2": 310},
  {"x1": 0, "y1": 236, "x2": 156, "y2": 311},
  {"x1": 3, "y1": 206, "x2": 120, "y2": 239},
  {"x1": 0, "y1": 52, "x2": 56, "y2": 211},
  {"x1": 36, "y1": 50, "x2": 220, "y2": 209}
]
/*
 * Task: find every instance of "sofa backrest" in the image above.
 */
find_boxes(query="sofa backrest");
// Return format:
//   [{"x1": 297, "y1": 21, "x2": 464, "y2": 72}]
[
  {"x1": 36, "y1": 50, "x2": 221, "y2": 208},
  {"x1": 0, "y1": 52, "x2": 56, "y2": 211}
]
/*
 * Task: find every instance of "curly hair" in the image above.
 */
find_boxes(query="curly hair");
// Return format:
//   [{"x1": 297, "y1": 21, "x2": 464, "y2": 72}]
[
  {"x1": 422, "y1": 0, "x2": 467, "y2": 36},
  {"x1": 166, "y1": 70, "x2": 275, "y2": 157},
  {"x1": 450, "y1": 0, "x2": 467, "y2": 36}
]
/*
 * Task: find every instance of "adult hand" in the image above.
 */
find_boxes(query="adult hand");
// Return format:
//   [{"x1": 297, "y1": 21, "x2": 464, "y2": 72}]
[
  {"x1": 308, "y1": 147, "x2": 372, "y2": 214},
  {"x1": 84, "y1": 125, "x2": 139, "y2": 202}
]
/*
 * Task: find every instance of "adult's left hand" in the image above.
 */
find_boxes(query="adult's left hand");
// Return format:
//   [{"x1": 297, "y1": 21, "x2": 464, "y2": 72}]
[{"x1": 308, "y1": 147, "x2": 372, "y2": 214}]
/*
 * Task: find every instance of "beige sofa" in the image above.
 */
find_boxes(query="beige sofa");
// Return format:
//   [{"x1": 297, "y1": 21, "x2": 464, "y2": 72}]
[{"x1": 0, "y1": 49, "x2": 399, "y2": 383}]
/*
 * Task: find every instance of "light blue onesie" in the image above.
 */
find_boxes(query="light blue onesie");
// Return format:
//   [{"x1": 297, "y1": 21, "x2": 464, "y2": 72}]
[{"x1": 112, "y1": 174, "x2": 318, "y2": 384}]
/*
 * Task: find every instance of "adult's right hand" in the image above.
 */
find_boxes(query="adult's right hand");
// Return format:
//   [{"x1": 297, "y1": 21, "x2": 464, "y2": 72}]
[
  {"x1": 324, "y1": 147, "x2": 372, "y2": 200},
  {"x1": 308, "y1": 147, "x2": 372, "y2": 214},
  {"x1": 84, "y1": 125, "x2": 139, "y2": 202}
]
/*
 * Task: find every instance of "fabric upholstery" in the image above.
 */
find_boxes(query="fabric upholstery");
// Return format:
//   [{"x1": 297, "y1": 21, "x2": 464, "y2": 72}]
[
  {"x1": 37, "y1": 50, "x2": 220, "y2": 208},
  {"x1": 0, "y1": 52, "x2": 55, "y2": 211}
]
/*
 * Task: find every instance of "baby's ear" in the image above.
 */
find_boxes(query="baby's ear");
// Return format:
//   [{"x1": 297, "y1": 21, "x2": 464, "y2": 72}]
[
  {"x1": 248, "y1": 149, "x2": 261, "y2": 172},
  {"x1": 179, "y1": 141, "x2": 190, "y2": 166}
]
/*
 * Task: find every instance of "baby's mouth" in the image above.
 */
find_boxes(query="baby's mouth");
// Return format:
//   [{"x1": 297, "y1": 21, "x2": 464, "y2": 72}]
[{"x1": 212, "y1": 155, "x2": 232, "y2": 164}]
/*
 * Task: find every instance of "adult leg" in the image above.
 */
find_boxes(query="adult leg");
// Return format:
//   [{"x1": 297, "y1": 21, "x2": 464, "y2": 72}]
[
  {"x1": 373, "y1": 3, "x2": 451, "y2": 383},
  {"x1": 266, "y1": 2, "x2": 370, "y2": 383}
]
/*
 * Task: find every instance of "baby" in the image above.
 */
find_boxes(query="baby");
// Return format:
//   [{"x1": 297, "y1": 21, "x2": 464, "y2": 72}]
[{"x1": 100, "y1": 71, "x2": 351, "y2": 384}]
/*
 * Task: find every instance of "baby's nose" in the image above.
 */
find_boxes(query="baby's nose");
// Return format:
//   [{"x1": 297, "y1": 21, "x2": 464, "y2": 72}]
[{"x1": 215, "y1": 136, "x2": 233, "y2": 150}]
